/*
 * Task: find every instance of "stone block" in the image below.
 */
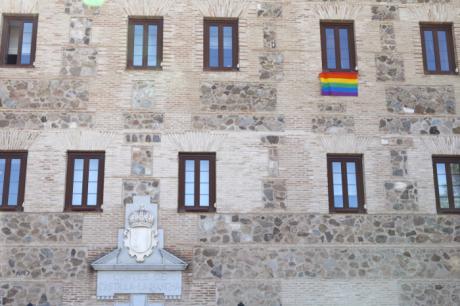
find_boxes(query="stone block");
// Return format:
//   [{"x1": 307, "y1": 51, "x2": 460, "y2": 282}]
[
  {"x1": 193, "y1": 246, "x2": 460, "y2": 279},
  {"x1": 380, "y1": 23, "x2": 396, "y2": 52},
  {"x1": 379, "y1": 117, "x2": 460, "y2": 135},
  {"x1": 399, "y1": 282, "x2": 460, "y2": 306},
  {"x1": 64, "y1": 0, "x2": 100, "y2": 15},
  {"x1": 70, "y1": 17, "x2": 92, "y2": 45},
  {"x1": 0, "y1": 282, "x2": 63, "y2": 306},
  {"x1": 192, "y1": 115, "x2": 285, "y2": 131},
  {"x1": 371, "y1": 5, "x2": 399, "y2": 20},
  {"x1": 0, "y1": 112, "x2": 94, "y2": 129},
  {"x1": 125, "y1": 133, "x2": 161, "y2": 143},
  {"x1": 312, "y1": 116, "x2": 354, "y2": 134},
  {"x1": 0, "y1": 214, "x2": 83, "y2": 244},
  {"x1": 259, "y1": 53, "x2": 284, "y2": 81},
  {"x1": 198, "y1": 214, "x2": 456, "y2": 245},
  {"x1": 318, "y1": 103, "x2": 346, "y2": 113},
  {"x1": 262, "y1": 179, "x2": 287, "y2": 209},
  {"x1": 0, "y1": 79, "x2": 88, "y2": 109},
  {"x1": 132, "y1": 81, "x2": 155, "y2": 108},
  {"x1": 131, "y1": 146, "x2": 153, "y2": 176},
  {"x1": 390, "y1": 150, "x2": 408, "y2": 176},
  {"x1": 61, "y1": 47, "x2": 98, "y2": 76},
  {"x1": 375, "y1": 53, "x2": 405, "y2": 81},
  {"x1": 263, "y1": 25, "x2": 276, "y2": 49},
  {"x1": 257, "y1": 3, "x2": 282, "y2": 17},
  {"x1": 2, "y1": 247, "x2": 87, "y2": 279},
  {"x1": 200, "y1": 82, "x2": 277, "y2": 112},
  {"x1": 122, "y1": 179, "x2": 160, "y2": 205},
  {"x1": 384, "y1": 181, "x2": 418, "y2": 211},
  {"x1": 123, "y1": 112, "x2": 164, "y2": 129},
  {"x1": 386, "y1": 85, "x2": 455, "y2": 115}
]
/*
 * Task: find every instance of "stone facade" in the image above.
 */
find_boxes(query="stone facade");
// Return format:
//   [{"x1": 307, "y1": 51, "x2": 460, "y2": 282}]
[{"x1": 1, "y1": 0, "x2": 460, "y2": 305}]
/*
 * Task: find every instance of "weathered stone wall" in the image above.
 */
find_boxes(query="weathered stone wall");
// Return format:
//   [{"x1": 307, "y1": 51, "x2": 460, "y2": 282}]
[{"x1": 1, "y1": 0, "x2": 460, "y2": 305}]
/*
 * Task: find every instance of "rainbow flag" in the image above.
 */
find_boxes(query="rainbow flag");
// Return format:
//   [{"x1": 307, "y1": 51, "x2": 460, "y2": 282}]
[{"x1": 319, "y1": 72, "x2": 358, "y2": 96}]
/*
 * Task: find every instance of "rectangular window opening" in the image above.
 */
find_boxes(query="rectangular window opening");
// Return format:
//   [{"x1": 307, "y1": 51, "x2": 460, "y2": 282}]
[
  {"x1": 320, "y1": 21, "x2": 356, "y2": 72},
  {"x1": 178, "y1": 152, "x2": 216, "y2": 212},
  {"x1": 0, "y1": 151, "x2": 27, "y2": 211},
  {"x1": 127, "y1": 17, "x2": 163, "y2": 69},
  {"x1": 204, "y1": 18, "x2": 238, "y2": 71},
  {"x1": 1, "y1": 15, "x2": 38, "y2": 66},
  {"x1": 420, "y1": 23, "x2": 456, "y2": 74},
  {"x1": 327, "y1": 154, "x2": 365, "y2": 213},
  {"x1": 433, "y1": 156, "x2": 460, "y2": 213}
]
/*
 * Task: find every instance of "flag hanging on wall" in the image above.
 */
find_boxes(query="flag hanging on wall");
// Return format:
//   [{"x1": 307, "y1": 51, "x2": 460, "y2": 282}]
[{"x1": 319, "y1": 71, "x2": 359, "y2": 97}]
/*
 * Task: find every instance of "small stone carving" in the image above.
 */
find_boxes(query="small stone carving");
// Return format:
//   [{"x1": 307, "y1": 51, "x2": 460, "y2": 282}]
[{"x1": 123, "y1": 206, "x2": 158, "y2": 262}]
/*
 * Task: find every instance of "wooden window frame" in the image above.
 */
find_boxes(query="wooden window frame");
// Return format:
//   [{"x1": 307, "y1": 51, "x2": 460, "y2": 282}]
[
  {"x1": 420, "y1": 23, "x2": 457, "y2": 75},
  {"x1": 0, "y1": 14, "x2": 38, "y2": 67},
  {"x1": 203, "y1": 18, "x2": 239, "y2": 71},
  {"x1": 320, "y1": 21, "x2": 356, "y2": 72},
  {"x1": 0, "y1": 151, "x2": 27, "y2": 212},
  {"x1": 432, "y1": 155, "x2": 460, "y2": 214},
  {"x1": 178, "y1": 152, "x2": 216, "y2": 213},
  {"x1": 65, "y1": 151, "x2": 105, "y2": 212},
  {"x1": 127, "y1": 17, "x2": 163, "y2": 70},
  {"x1": 327, "y1": 154, "x2": 365, "y2": 213}
]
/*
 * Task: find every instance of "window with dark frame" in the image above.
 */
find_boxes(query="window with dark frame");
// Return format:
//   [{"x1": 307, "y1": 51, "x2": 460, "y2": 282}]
[
  {"x1": 320, "y1": 21, "x2": 356, "y2": 72},
  {"x1": 127, "y1": 17, "x2": 163, "y2": 69},
  {"x1": 327, "y1": 154, "x2": 365, "y2": 213},
  {"x1": 0, "y1": 151, "x2": 27, "y2": 211},
  {"x1": 420, "y1": 23, "x2": 456, "y2": 75},
  {"x1": 1, "y1": 15, "x2": 38, "y2": 66},
  {"x1": 433, "y1": 156, "x2": 460, "y2": 213},
  {"x1": 178, "y1": 152, "x2": 216, "y2": 212},
  {"x1": 203, "y1": 18, "x2": 238, "y2": 71},
  {"x1": 65, "y1": 151, "x2": 105, "y2": 212}
]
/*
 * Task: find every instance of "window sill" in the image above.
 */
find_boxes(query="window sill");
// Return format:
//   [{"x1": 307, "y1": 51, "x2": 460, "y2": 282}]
[
  {"x1": 0, "y1": 64, "x2": 35, "y2": 69},
  {"x1": 203, "y1": 67, "x2": 239, "y2": 72},
  {"x1": 178, "y1": 207, "x2": 216, "y2": 213},
  {"x1": 64, "y1": 207, "x2": 103, "y2": 213},
  {"x1": 0, "y1": 206, "x2": 24, "y2": 212},
  {"x1": 329, "y1": 209, "x2": 367, "y2": 214},
  {"x1": 437, "y1": 210, "x2": 460, "y2": 214},
  {"x1": 423, "y1": 71, "x2": 459, "y2": 76},
  {"x1": 126, "y1": 66, "x2": 163, "y2": 71}
]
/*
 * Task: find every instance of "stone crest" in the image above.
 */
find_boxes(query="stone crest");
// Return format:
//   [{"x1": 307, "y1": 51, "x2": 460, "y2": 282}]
[{"x1": 124, "y1": 206, "x2": 158, "y2": 262}]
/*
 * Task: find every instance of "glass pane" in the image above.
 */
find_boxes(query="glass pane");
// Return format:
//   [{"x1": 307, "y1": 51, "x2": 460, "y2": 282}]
[
  {"x1": 451, "y1": 163, "x2": 460, "y2": 209},
  {"x1": 209, "y1": 26, "x2": 219, "y2": 67},
  {"x1": 423, "y1": 30, "x2": 436, "y2": 71},
  {"x1": 332, "y1": 162, "x2": 343, "y2": 208},
  {"x1": 339, "y1": 28, "x2": 350, "y2": 70},
  {"x1": 200, "y1": 160, "x2": 210, "y2": 206},
  {"x1": 133, "y1": 24, "x2": 144, "y2": 66},
  {"x1": 440, "y1": 197, "x2": 449, "y2": 209},
  {"x1": 223, "y1": 26, "x2": 233, "y2": 68},
  {"x1": 185, "y1": 160, "x2": 195, "y2": 206},
  {"x1": 72, "y1": 159, "x2": 84, "y2": 206},
  {"x1": 0, "y1": 159, "x2": 5, "y2": 205},
  {"x1": 7, "y1": 159, "x2": 21, "y2": 205},
  {"x1": 346, "y1": 162, "x2": 358, "y2": 208},
  {"x1": 87, "y1": 159, "x2": 99, "y2": 206},
  {"x1": 87, "y1": 193, "x2": 97, "y2": 206},
  {"x1": 325, "y1": 28, "x2": 336, "y2": 69},
  {"x1": 437, "y1": 31, "x2": 450, "y2": 72},
  {"x1": 147, "y1": 25, "x2": 158, "y2": 67},
  {"x1": 436, "y1": 163, "x2": 449, "y2": 208},
  {"x1": 7, "y1": 21, "x2": 21, "y2": 64},
  {"x1": 436, "y1": 163, "x2": 446, "y2": 175},
  {"x1": 20, "y1": 22, "x2": 33, "y2": 64}
]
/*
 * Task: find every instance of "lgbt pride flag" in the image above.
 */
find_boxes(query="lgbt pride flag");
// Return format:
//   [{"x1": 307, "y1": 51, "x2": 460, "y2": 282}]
[{"x1": 319, "y1": 71, "x2": 358, "y2": 96}]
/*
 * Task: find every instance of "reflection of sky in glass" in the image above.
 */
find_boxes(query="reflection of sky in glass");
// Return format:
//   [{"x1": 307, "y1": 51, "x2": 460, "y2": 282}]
[
  {"x1": 147, "y1": 25, "x2": 158, "y2": 67},
  {"x1": 436, "y1": 163, "x2": 449, "y2": 208},
  {"x1": 200, "y1": 160, "x2": 209, "y2": 206},
  {"x1": 21, "y1": 22, "x2": 33, "y2": 64},
  {"x1": 185, "y1": 160, "x2": 195, "y2": 206},
  {"x1": 325, "y1": 28, "x2": 336, "y2": 69},
  {"x1": 332, "y1": 162, "x2": 343, "y2": 208},
  {"x1": 133, "y1": 25, "x2": 144, "y2": 66},
  {"x1": 339, "y1": 28, "x2": 350, "y2": 70},
  {"x1": 223, "y1": 26, "x2": 233, "y2": 68},
  {"x1": 423, "y1": 31, "x2": 436, "y2": 71},
  {"x1": 87, "y1": 159, "x2": 99, "y2": 206},
  {"x1": 0, "y1": 159, "x2": 4, "y2": 205},
  {"x1": 346, "y1": 162, "x2": 357, "y2": 208},
  {"x1": 7, "y1": 159, "x2": 21, "y2": 206},
  {"x1": 437, "y1": 31, "x2": 450, "y2": 72},
  {"x1": 72, "y1": 159, "x2": 84, "y2": 206},
  {"x1": 209, "y1": 26, "x2": 219, "y2": 67}
]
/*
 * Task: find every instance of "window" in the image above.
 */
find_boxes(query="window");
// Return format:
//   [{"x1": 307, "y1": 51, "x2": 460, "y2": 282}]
[
  {"x1": 127, "y1": 17, "x2": 163, "y2": 69},
  {"x1": 433, "y1": 156, "x2": 460, "y2": 213},
  {"x1": 320, "y1": 21, "x2": 356, "y2": 72},
  {"x1": 178, "y1": 153, "x2": 216, "y2": 212},
  {"x1": 204, "y1": 18, "x2": 238, "y2": 70},
  {"x1": 65, "y1": 152, "x2": 105, "y2": 212},
  {"x1": 420, "y1": 23, "x2": 456, "y2": 74},
  {"x1": 1, "y1": 15, "x2": 38, "y2": 66},
  {"x1": 0, "y1": 151, "x2": 27, "y2": 211},
  {"x1": 327, "y1": 154, "x2": 365, "y2": 213}
]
